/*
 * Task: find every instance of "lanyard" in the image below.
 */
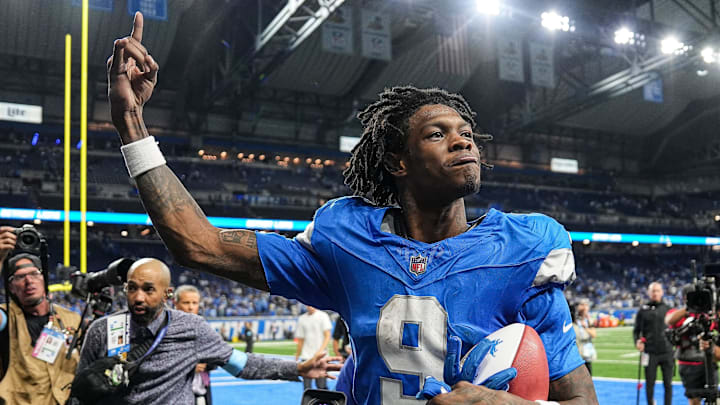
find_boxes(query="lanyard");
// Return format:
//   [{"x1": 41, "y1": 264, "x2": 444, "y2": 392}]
[
  {"x1": 47, "y1": 304, "x2": 65, "y2": 332},
  {"x1": 134, "y1": 310, "x2": 170, "y2": 364}
]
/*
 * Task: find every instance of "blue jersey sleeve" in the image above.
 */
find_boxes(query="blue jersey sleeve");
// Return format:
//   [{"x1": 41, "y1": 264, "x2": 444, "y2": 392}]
[
  {"x1": 255, "y1": 224, "x2": 335, "y2": 309},
  {"x1": 521, "y1": 287, "x2": 585, "y2": 381}
]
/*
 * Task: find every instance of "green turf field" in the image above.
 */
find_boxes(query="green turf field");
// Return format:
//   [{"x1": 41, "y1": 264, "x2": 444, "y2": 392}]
[
  {"x1": 589, "y1": 326, "x2": 679, "y2": 381},
  {"x1": 231, "y1": 340, "x2": 335, "y2": 357},
  {"x1": 234, "y1": 327, "x2": 672, "y2": 381}
]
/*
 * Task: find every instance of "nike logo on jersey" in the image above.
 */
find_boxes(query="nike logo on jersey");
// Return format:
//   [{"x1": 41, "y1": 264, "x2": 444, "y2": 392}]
[{"x1": 563, "y1": 321, "x2": 573, "y2": 333}]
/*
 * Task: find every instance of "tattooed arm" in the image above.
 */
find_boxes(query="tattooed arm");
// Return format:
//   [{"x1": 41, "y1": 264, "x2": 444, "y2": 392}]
[
  {"x1": 427, "y1": 365, "x2": 597, "y2": 405},
  {"x1": 107, "y1": 13, "x2": 267, "y2": 290}
]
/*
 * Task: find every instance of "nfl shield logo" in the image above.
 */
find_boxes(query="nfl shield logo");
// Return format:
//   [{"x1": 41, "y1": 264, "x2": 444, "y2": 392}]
[{"x1": 409, "y1": 255, "x2": 428, "y2": 276}]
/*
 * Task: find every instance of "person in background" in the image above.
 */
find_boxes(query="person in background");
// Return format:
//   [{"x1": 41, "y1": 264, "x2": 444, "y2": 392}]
[
  {"x1": 573, "y1": 298, "x2": 597, "y2": 375},
  {"x1": 295, "y1": 306, "x2": 332, "y2": 391},
  {"x1": 74, "y1": 258, "x2": 341, "y2": 404},
  {"x1": 242, "y1": 321, "x2": 254, "y2": 353},
  {"x1": 175, "y1": 284, "x2": 212, "y2": 405},
  {"x1": 633, "y1": 282, "x2": 673, "y2": 405},
  {"x1": 0, "y1": 225, "x2": 80, "y2": 405},
  {"x1": 332, "y1": 317, "x2": 351, "y2": 360}
]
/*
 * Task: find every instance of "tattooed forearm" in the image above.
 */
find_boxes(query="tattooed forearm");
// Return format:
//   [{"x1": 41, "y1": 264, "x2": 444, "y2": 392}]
[
  {"x1": 548, "y1": 365, "x2": 599, "y2": 405},
  {"x1": 132, "y1": 163, "x2": 268, "y2": 290}
]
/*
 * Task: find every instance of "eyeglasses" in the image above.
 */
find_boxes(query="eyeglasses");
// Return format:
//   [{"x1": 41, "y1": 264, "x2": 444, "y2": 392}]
[{"x1": 9, "y1": 270, "x2": 43, "y2": 284}]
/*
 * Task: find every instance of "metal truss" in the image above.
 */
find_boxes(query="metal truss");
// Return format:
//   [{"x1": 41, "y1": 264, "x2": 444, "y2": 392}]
[
  {"x1": 207, "y1": 0, "x2": 346, "y2": 105},
  {"x1": 500, "y1": 0, "x2": 717, "y2": 135}
]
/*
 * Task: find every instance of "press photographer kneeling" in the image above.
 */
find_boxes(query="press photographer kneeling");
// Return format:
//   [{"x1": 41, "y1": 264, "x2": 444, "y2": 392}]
[
  {"x1": 71, "y1": 258, "x2": 341, "y2": 404},
  {"x1": 0, "y1": 225, "x2": 80, "y2": 405},
  {"x1": 666, "y1": 263, "x2": 720, "y2": 405}
]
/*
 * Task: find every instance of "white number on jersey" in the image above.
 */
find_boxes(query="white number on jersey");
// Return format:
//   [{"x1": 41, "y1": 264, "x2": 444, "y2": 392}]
[{"x1": 377, "y1": 295, "x2": 448, "y2": 404}]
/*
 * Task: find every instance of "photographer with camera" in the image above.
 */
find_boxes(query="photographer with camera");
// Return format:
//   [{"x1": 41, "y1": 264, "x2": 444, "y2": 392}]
[
  {"x1": 0, "y1": 225, "x2": 81, "y2": 405},
  {"x1": 633, "y1": 282, "x2": 674, "y2": 405},
  {"x1": 665, "y1": 284, "x2": 720, "y2": 405},
  {"x1": 72, "y1": 258, "x2": 341, "y2": 404}
]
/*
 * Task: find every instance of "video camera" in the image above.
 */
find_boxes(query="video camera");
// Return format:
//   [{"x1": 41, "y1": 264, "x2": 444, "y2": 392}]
[
  {"x1": 685, "y1": 263, "x2": 720, "y2": 314},
  {"x1": 666, "y1": 261, "x2": 720, "y2": 346},
  {"x1": 67, "y1": 258, "x2": 134, "y2": 317},
  {"x1": 65, "y1": 258, "x2": 134, "y2": 359},
  {"x1": 665, "y1": 260, "x2": 720, "y2": 403}
]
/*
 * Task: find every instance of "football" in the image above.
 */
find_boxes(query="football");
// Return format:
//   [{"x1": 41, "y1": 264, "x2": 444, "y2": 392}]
[{"x1": 460, "y1": 323, "x2": 549, "y2": 400}]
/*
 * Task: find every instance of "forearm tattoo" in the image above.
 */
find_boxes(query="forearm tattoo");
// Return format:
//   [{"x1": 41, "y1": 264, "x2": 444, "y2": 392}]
[{"x1": 220, "y1": 230, "x2": 257, "y2": 249}]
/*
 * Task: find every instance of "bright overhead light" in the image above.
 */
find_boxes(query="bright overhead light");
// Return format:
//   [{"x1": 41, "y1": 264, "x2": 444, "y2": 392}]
[
  {"x1": 631, "y1": 240, "x2": 639, "y2": 247},
  {"x1": 697, "y1": 69, "x2": 709, "y2": 77},
  {"x1": 715, "y1": 214, "x2": 720, "y2": 221},
  {"x1": 614, "y1": 28, "x2": 634, "y2": 45},
  {"x1": 661, "y1": 36, "x2": 686, "y2": 55},
  {"x1": 477, "y1": 0, "x2": 500, "y2": 15},
  {"x1": 582, "y1": 239, "x2": 591, "y2": 246},
  {"x1": 702, "y1": 47, "x2": 716, "y2": 63},
  {"x1": 541, "y1": 11, "x2": 573, "y2": 32}
]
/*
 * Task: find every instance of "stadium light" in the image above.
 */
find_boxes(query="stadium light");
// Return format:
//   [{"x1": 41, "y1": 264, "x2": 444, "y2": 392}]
[
  {"x1": 76, "y1": 140, "x2": 82, "y2": 150},
  {"x1": 541, "y1": 11, "x2": 574, "y2": 32},
  {"x1": 660, "y1": 36, "x2": 688, "y2": 55},
  {"x1": 477, "y1": 0, "x2": 500, "y2": 15},
  {"x1": 715, "y1": 214, "x2": 720, "y2": 221},
  {"x1": 31, "y1": 132, "x2": 39, "y2": 146},
  {"x1": 614, "y1": 28, "x2": 634, "y2": 45},
  {"x1": 33, "y1": 218, "x2": 42, "y2": 225},
  {"x1": 55, "y1": 138, "x2": 61, "y2": 145},
  {"x1": 697, "y1": 69, "x2": 709, "y2": 77},
  {"x1": 582, "y1": 239, "x2": 590, "y2": 245},
  {"x1": 631, "y1": 240, "x2": 639, "y2": 247},
  {"x1": 701, "y1": 47, "x2": 716, "y2": 63}
]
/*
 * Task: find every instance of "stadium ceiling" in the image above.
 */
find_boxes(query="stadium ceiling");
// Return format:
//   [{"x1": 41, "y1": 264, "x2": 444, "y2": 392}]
[{"x1": 1, "y1": 0, "x2": 720, "y2": 174}]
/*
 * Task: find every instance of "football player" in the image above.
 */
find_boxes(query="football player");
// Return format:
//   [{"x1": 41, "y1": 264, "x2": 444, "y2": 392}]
[{"x1": 108, "y1": 13, "x2": 598, "y2": 405}]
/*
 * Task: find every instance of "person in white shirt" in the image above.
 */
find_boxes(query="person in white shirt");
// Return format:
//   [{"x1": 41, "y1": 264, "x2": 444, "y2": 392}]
[{"x1": 295, "y1": 306, "x2": 332, "y2": 390}]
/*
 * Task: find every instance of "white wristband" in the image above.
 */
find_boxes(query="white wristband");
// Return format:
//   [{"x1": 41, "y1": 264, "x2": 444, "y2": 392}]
[
  {"x1": 535, "y1": 401, "x2": 560, "y2": 405},
  {"x1": 120, "y1": 136, "x2": 166, "y2": 178}
]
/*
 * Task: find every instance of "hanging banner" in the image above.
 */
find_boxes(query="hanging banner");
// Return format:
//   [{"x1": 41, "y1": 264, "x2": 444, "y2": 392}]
[
  {"x1": 436, "y1": 14, "x2": 471, "y2": 76},
  {"x1": 0, "y1": 102, "x2": 42, "y2": 124},
  {"x1": 529, "y1": 42, "x2": 555, "y2": 88},
  {"x1": 643, "y1": 78, "x2": 663, "y2": 103},
  {"x1": 322, "y1": 6, "x2": 354, "y2": 55},
  {"x1": 497, "y1": 37, "x2": 524, "y2": 83},
  {"x1": 361, "y1": 9, "x2": 391, "y2": 61}
]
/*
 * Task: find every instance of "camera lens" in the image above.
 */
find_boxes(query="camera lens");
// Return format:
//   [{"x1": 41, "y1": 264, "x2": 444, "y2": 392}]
[{"x1": 21, "y1": 233, "x2": 36, "y2": 246}]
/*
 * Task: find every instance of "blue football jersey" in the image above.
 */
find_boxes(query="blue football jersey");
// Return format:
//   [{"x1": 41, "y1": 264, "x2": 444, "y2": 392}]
[{"x1": 256, "y1": 197, "x2": 584, "y2": 404}]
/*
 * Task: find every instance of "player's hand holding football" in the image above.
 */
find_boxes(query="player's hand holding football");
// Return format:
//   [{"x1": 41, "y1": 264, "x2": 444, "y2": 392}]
[
  {"x1": 107, "y1": 12, "x2": 159, "y2": 140},
  {"x1": 427, "y1": 381, "x2": 535, "y2": 405},
  {"x1": 418, "y1": 336, "x2": 518, "y2": 401}
]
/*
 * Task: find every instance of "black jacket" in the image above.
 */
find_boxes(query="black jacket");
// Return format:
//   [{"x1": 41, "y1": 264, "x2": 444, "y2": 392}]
[{"x1": 633, "y1": 300, "x2": 673, "y2": 354}]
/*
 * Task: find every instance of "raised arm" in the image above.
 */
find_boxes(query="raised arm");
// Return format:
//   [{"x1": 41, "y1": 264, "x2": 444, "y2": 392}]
[{"x1": 107, "y1": 13, "x2": 267, "y2": 290}]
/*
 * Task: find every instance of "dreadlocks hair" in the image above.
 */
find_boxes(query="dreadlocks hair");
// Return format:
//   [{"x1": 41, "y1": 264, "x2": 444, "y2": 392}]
[{"x1": 343, "y1": 86, "x2": 493, "y2": 207}]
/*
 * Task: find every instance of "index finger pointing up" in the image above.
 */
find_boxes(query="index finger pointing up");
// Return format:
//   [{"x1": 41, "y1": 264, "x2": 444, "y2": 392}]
[{"x1": 131, "y1": 11, "x2": 144, "y2": 42}]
